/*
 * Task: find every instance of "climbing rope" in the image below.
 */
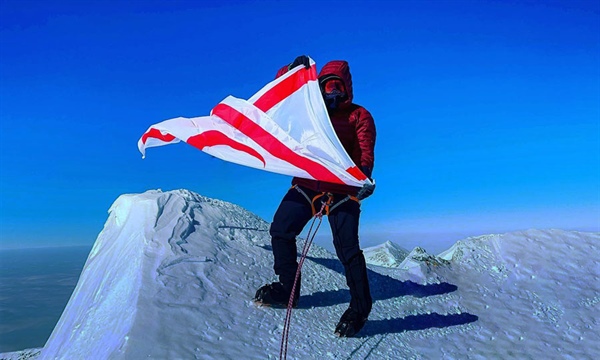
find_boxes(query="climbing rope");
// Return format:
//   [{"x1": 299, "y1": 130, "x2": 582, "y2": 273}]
[{"x1": 279, "y1": 198, "x2": 330, "y2": 360}]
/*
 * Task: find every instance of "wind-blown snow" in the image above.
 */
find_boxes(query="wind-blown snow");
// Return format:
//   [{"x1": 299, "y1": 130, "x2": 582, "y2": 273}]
[{"x1": 3, "y1": 190, "x2": 598, "y2": 359}]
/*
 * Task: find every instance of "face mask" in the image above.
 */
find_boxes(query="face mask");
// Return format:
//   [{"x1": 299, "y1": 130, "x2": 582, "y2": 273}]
[
  {"x1": 319, "y1": 77, "x2": 348, "y2": 109},
  {"x1": 324, "y1": 89, "x2": 346, "y2": 109}
]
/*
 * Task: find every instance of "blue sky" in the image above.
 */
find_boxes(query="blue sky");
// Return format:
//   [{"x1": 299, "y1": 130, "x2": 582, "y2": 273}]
[{"x1": 0, "y1": 0, "x2": 598, "y2": 252}]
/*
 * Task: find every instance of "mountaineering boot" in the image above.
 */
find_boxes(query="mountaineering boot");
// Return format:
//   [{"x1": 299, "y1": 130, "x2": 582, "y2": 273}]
[
  {"x1": 253, "y1": 282, "x2": 299, "y2": 308},
  {"x1": 334, "y1": 307, "x2": 368, "y2": 337}
]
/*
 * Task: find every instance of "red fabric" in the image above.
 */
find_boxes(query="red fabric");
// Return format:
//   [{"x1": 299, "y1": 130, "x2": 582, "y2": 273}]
[
  {"x1": 318, "y1": 61, "x2": 353, "y2": 103},
  {"x1": 211, "y1": 103, "x2": 346, "y2": 184},
  {"x1": 346, "y1": 166, "x2": 368, "y2": 181},
  {"x1": 292, "y1": 103, "x2": 375, "y2": 195},
  {"x1": 275, "y1": 65, "x2": 289, "y2": 79},
  {"x1": 141, "y1": 128, "x2": 176, "y2": 144},
  {"x1": 187, "y1": 130, "x2": 266, "y2": 166},
  {"x1": 255, "y1": 64, "x2": 317, "y2": 113},
  {"x1": 275, "y1": 59, "x2": 376, "y2": 196}
]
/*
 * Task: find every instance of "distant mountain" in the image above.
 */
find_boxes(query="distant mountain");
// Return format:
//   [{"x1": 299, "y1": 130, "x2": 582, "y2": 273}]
[
  {"x1": 363, "y1": 241, "x2": 409, "y2": 267},
  {"x1": 3, "y1": 190, "x2": 597, "y2": 360}
]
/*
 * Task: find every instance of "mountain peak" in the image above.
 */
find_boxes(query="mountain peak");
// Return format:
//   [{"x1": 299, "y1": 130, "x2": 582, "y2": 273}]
[
  {"x1": 363, "y1": 240, "x2": 410, "y2": 268},
  {"x1": 40, "y1": 189, "x2": 278, "y2": 359},
  {"x1": 25, "y1": 190, "x2": 599, "y2": 360}
]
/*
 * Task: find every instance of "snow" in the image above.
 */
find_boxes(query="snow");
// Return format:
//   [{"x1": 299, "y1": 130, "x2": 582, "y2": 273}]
[
  {"x1": 2, "y1": 189, "x2": 598, "y2": 359},
  {"x1": 363, "y1": 240, "x2": 409, "y2": 268}
]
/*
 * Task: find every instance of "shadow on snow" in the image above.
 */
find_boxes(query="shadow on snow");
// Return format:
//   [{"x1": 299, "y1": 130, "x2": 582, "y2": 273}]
[
  {"x1": 359, "y1": 312, "x2": 479, "y2": 337},
  {"x1": 258, "y1": 245, "x2": 478, "y2": 334},
  {"x1": 298, "y1": 256, "x2": 458, "y2": 308}
]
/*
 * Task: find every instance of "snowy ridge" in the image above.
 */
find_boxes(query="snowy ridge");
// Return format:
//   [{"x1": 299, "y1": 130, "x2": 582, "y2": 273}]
[
  {"x1": 38, "y1": 189, "x2": 283, "y2": 359},
  {"x1": 363, "y1": 240, "x2": 409, "y2": 268},
  {"x1": 5, "y1": 190, "x2": 598, "y2": 359},
  {"x1": 394, "y1": 247, "x2": 451, "y2": 285}
]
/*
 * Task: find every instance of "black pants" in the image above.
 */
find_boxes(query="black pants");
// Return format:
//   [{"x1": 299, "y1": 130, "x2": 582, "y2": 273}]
[{"x1": 269, "y1": 186, "x2": 372, "y2": 317}]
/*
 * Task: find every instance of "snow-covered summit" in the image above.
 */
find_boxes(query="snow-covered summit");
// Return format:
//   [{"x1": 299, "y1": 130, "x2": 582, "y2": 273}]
[
  {"x1": 16, "y1": 190, "x2": 599, "y2": 359},
  {"x1": 392, "y1": 246, "x2": 451, "y2": 285},
  {"x1": 438, "y1": 229, "x2": 596, "y2": 279},
  {"x1": 363, "y1": 240, "x2": 409, "y2": 268},
  {"x1": 39, "y1": 189, "x2": 280, "y2": 359}
]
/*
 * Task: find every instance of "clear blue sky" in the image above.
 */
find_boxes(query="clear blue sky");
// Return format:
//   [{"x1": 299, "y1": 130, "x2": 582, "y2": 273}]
[{"x1": 1, "y1": 0, "x2": 598, "y2": 252}]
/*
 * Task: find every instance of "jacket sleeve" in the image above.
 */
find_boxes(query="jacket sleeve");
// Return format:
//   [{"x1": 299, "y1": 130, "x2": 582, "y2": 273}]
[
  {"x1": 355, "y1": 108, "x2": 376, "y2": 176},
  {"x1": 275, "y1": 64, "x2": 289, "y2": 79}
]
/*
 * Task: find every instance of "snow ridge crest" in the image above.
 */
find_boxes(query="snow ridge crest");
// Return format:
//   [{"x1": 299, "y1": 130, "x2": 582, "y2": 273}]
[{"x1": 40, "y1": 189, "x2": 271, "y2": 360}]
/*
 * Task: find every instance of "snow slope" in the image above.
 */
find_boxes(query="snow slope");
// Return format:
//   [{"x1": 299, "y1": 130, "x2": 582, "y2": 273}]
[
  {"x1": 3, "y1": 190, "x2": 598, "y2": 359},
  {"x1": 363, "y1": 241, "x2": 409, "y2": 268}
]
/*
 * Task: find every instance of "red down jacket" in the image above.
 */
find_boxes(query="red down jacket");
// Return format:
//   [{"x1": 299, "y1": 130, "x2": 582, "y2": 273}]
[{"x1": 275, "y1": 60, "x2": 376, "y2": 196}]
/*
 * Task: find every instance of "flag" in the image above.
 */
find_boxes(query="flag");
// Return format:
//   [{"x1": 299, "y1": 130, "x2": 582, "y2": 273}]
[{"x1": 138, "y1": 58, "x2": 370, "y2": 187}]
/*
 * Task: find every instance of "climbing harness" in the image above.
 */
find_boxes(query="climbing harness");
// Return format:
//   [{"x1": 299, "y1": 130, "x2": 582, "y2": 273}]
[
  {"x1": 292, "y1": 184, "x2": 360, "y2": 216},
  {"x1": 279, "y1": 186, "x2": 360, "y2": 360}
]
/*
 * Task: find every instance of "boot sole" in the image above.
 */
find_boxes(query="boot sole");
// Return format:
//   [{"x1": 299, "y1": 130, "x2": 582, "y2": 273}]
[{"x1": 334, "y1": 319, "x2": 367, "y2": 337}]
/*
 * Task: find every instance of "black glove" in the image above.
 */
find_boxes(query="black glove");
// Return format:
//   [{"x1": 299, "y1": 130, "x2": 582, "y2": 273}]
[
  {"x1": 356, "y1": 180, "x2": 376, "y2": 201},
  {"x1": 289, "y1": 55, "x2": 311, "y2": 70}
]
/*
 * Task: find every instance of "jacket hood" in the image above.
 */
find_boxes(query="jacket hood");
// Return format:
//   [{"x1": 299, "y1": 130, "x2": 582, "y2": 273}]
[{"x1": 318, "y1": 60, "x2": 353, "y2": 103}]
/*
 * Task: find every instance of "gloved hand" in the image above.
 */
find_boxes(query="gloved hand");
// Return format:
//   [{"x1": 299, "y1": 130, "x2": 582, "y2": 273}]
[
  {"x1": 356, "y1": 180, "x2": 376, "y2": 201},
  {"x1": 289, "y1": 55, "x2": 311, "y2": 70}
]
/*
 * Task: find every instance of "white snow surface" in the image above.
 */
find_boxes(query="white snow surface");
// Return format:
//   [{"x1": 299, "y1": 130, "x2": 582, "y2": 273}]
[
  {"x1": 363, "y1": 241, "x2": 409, "y2": 268},
  {"x1": 4, "y1": 189, "x2": 599, "y2": 359}
]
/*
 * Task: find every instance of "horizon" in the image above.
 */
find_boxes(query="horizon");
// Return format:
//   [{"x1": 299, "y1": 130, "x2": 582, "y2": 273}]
[
  {"x1": 1, "y1": 0, "x2": 599, "y2": 250},
  {"x1": 3, "y1": 187, "x2": 596, "y2": 357},
  {"x1": 1, "y1": 223, "x2": 597, "y2": 256}
]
